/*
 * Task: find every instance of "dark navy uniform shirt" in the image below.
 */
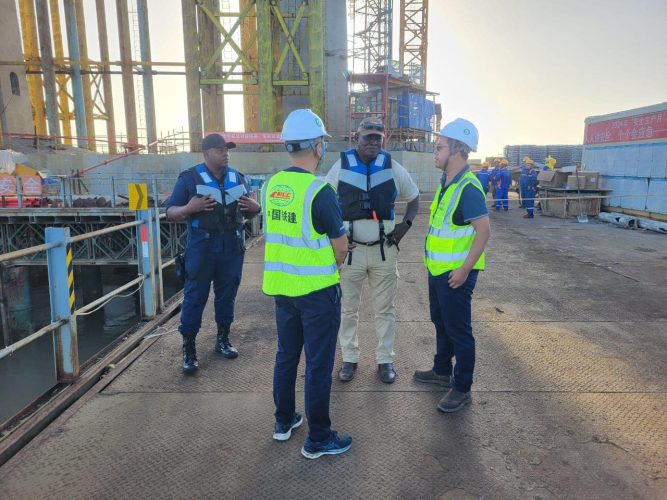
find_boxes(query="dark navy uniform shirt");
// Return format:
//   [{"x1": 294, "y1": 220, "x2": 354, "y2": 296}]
[
  {"x1": 439, "y1": 166, "x2": 489, "y2": 226},
  {"x1": 285, "y1": 167, "x2": 346, "y2": 239}
]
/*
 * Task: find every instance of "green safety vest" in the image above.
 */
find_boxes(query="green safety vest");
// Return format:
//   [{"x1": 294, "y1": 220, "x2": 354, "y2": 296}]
[
  {"x1": 262, "y1": 171, "x2": 339, "y2": 297},
  {"x1": 424, "y1": 170, "x2": 486, "y2": 276}
]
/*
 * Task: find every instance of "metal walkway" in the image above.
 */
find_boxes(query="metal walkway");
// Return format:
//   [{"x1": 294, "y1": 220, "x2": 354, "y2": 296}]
[{"x1": 1, "y1": 206, "x2": 666, "y2": 498}]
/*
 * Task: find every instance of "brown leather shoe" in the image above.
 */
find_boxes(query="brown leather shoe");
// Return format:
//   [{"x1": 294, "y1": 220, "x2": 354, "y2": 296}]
[
  {"x1": 338, "y1": 362, "x2": 357, "y2": 382},
  {"x1": 378, "y1": 363, "x2": 396, "y2": 383}
]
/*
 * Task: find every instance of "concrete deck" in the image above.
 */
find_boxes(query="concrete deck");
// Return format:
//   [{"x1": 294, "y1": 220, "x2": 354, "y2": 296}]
[{"x1": 1, "y1": 204, "x2": 666, "y2": 499}]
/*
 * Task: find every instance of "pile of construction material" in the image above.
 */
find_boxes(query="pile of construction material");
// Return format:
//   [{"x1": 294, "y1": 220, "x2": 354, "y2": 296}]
[{"x1": 504, "y1": 144, "x2": 583, "y2": 167}]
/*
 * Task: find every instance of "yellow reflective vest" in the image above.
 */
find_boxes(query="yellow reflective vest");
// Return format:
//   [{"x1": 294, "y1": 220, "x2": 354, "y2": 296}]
[
  {"x1": 262, "y1": 170, "x2": 339, "y2": 297},
  {"x1": 425, "y1": 170, "x2": 486, "y2": 276}
]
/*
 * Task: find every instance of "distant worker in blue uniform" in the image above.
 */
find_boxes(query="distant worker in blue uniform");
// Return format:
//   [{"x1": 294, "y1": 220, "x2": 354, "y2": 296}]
[
  {"x1": 519, "y1": 157, "x2": 534, "y2": 208},
  {"x1": 489, "y1": 158, "x2": 500, "y2": 199},
  {"x1": 262, "y1": 109, "x2": 352, "y2": 459},
  {"x1": 521, "y1": 160, "x2": 538, "y2": 218},
  {"x1": 167, "y1": 133, "x2": 261, "y2": 373},
  {"x1": 494, "y1": 159, "x2": 512, "y2": 212},
  {"x1": 475, "y1": 161, "x2": 491, "y2": 197},
  {"x1": 416, "y1": 118, "x2": 491, "y2": 413}
]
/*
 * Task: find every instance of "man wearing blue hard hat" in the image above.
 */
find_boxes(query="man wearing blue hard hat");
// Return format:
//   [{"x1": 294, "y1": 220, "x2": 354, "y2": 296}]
[
  {"x1": 415, "y1": 118, "x2": 491, "y2": 413},
  {"x1": 262, "y1": 108, "x2": 352, "y2": 459},
  {"x1": 167, "y1": 133, "x2": 261, "y2": 373}
]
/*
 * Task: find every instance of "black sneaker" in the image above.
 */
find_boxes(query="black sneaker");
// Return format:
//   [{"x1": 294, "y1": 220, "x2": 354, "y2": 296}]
[
  {"x1": 413, "y1": 369, "x2": 451, "y2": 388},
  {"x1": 301, "y1": 431, "x2": 352, "y2": 459},
  {"x1": 273, "y1": 412, "x2": 303, "y2": 441},
  {"x1": 437, "y1": 389, "x2": 472, "y2": 413}
]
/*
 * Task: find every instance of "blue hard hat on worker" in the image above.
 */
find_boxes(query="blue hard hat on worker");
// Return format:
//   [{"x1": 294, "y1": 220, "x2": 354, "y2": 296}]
[{"x1": 438, "y1": 118, "x2": 479, "y2": 152}]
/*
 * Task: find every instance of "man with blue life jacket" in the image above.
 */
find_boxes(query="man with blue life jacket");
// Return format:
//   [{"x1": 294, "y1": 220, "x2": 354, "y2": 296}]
[
  {"x1": 325, "y1": 117, "x2": 420, "y2": 384},
  {"x1": 475, "y1": 161, "x2": 491, "y2": 196},
  {"x1": 415, "y1": 118, "x2": 491, "y2": 413},
  {"x1": 262, "y1": 109, "x2": 352, "y2": 459},
  {"x1": 166, "y1": 133, "x2": 260, "y2": 373}
]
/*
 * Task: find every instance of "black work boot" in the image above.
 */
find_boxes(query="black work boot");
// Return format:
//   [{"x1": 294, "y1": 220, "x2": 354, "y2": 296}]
[
  {"x1": 182, "y1": 335, "x2": 199, "y2": 374},
  {"x1": 215, "y1": 324, "x2": 239, "y2": 359}
]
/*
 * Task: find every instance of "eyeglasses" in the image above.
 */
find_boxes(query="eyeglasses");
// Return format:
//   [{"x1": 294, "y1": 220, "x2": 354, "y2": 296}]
[{"x1": 360, "y1": 122, "x2": 385, "y2": 132}]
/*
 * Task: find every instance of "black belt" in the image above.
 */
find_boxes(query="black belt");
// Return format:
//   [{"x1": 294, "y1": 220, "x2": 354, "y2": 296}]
[{"x1": 352, "y1": 239, "x2": 380, "y2": 246}]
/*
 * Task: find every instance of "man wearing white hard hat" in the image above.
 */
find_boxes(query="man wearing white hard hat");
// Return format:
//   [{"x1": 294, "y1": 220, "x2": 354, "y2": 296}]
[
  {"x1": 325, "y1": 117, "x2": 420, "y2": 384},
  {"x1": 415, "y1": 118, "x2": 491, "y2": 413},
  {"x1": 262, "y1": 109, "x2": 352, "y2": 459}
]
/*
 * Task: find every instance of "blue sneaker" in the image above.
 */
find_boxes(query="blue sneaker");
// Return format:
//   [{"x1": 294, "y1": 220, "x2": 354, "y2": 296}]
[
  {"x1": 273, "y1": 412, "x2": 303, "y2": 441},
  {"x1": 301, "y1": 431, "x2": 352, "y2": 459}
]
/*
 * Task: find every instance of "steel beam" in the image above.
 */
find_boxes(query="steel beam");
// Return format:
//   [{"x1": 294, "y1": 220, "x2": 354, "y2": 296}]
[
  {"x1": 182, "y1": 0, "x2": 203, "y2": 151},
  {"x1": 137, "y1": 0, "x2": 158, "y2": 151},
  {"x1": 34, "y1": 0, "x2": 61, "y2": 141},
  {"x1": 63, "y1": 0, "x2": 89, "y2": 149},
  {"x1": 17, "y1": 0, "x2": 47, "y2": 136},
  {"x1": 240, "y1": 0, "x2": 259, "y2": 132},
  {"x1": 74, "y1": 0, "x2": 96, "y2": 150},
  {"x1": 95, "y1": 0, "x2": 117, "y2": 154},
  {"x1": 116, "y1": 0, "x2": 139, "y2": 146},
  {"x1": 48, "y1": 0, "x2": 73, "y2": 144}
]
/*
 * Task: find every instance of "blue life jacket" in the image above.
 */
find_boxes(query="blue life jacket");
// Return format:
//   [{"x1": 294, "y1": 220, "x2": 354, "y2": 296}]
[
  {"x1": 337, "y1": 149, "x2": 397, "y2": 221},
  {"x1": 190, "y1": 164, "x2": 247, "y2": 231},
  {"x1": 476, "y1": 170, "x2": 491, "y2": 190}
]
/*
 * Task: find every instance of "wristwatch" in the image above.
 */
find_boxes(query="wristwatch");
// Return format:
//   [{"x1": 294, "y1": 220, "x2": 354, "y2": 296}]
[{"x1": 403, "y1": 219, "x2": 412, "y2": 227}]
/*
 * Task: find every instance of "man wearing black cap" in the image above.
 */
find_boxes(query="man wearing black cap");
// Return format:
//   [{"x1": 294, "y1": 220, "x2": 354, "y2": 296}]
[{"x1": 167, "y1": 133, "x2": 260, "y2": 373}]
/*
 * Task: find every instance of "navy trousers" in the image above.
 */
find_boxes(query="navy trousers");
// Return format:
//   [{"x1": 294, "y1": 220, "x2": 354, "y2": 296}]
[
  {"x1": 428, "y1": 270, "x2": 479, "y2": 393},
  {"x1": 273, "y1": 284, "x2": 341, "y2": 443},
  {"x1": 179, "y1": 229, "x2": 244, "y2": 336}
]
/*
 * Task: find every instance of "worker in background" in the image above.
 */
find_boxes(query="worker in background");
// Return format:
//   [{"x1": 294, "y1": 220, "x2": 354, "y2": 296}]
[
  {"x1": 262, "y1": 109, "x2": 352, "y2": 459},
  {"x1": 167, "y1": 133, "x2": 261, "y2": 373},
  {"x1": 545, "y1": 155, "x2": 557, "y2": 170},
  {"x1": 325, "y1": 118, "x2": 420, "y2": 384},
  {"x1": 489, "y1": 159, "x2": 501, "y2": 199},
  {"x1": 475, "y1": 161, "x2": 491, "y2": 197},
  {"x1": 522, "y1": 160, "x2": 538, "y2": 218},
  {"x1": 519, "y1": 157, "x2": 534, "y2": 208},
  {"x1": 416, "y1": 118, "x2": 491, "y2": 412},
  {"x1": 495, "y1": 159, "x2": 511, "y2": 212}
]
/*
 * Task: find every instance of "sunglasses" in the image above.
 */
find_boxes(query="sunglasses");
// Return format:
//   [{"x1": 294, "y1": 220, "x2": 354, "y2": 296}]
[{"x1": 360, "y1": 122, "x2": 385, "y2": 132}]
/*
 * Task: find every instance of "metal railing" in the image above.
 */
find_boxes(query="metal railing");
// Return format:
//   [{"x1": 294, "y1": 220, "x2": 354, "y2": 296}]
[{"x1": 0, "y1": 207, "x2": 165, "y2": 382}]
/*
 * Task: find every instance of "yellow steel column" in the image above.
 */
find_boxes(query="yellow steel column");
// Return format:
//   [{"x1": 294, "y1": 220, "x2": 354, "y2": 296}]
[
  {"x1": 95, "y1": 0, "x2": 117, "y2": 153},
  {"x1": 198, "y1": 0, "x2": 225, "y2": 133},
  {"x1": 18, "y1": 0, "x2": 47, "y2": 136},
  {"x1": 182, "y1": 0, "x2": 203, "y2": 151},
  {"x1": 116, "y1": 0, "x2": 138, "y2": 146},
  {"x1": 307, "y1": 0, "x2": 324, "y2": 119},
  {"x1": 240, "y1": 0, "x2": 258, "y2": 132},
  {"x1": 74, "y1": 0, "x2": 96, "y2": 150},
  {"x1": 49, "y1": 0, "x2": 73, "y2": 144}
]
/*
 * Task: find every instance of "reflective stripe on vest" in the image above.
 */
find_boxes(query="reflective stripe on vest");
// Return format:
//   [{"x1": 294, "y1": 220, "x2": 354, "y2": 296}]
[
  {"x1": 424, "y1": 170, "x2": 485, "y2": 276},
  {"x1": 262, "y1": 171, "x2": 339, "y2": 297}
]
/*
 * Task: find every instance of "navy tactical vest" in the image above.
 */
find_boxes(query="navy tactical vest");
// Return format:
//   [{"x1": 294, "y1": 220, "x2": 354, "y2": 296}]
[
  {"x1": 190, "y1": 164, "x2": 247, "y2": 231},
  {"x1": 337, "y1": 149, "x2": 397, "y2": 221}
]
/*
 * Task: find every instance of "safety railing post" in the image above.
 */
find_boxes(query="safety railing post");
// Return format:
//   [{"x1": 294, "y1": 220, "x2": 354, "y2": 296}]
[
  {"x1": 151, "y1": 179, "x2": 165, "y2": 312},
  {"x1": 136, "y1": 210, "x2": 157, "y2": 318},
  {"x1": 45, "y1": 227, "x2": 79, "y2": 382}
]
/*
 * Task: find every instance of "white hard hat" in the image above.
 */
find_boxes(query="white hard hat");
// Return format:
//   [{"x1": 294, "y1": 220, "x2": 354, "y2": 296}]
[
  {"x1": 281, "y1": 108, "x2": 330, "y2": 142},
  {"x1": 439, "y1": 118, "x2": 479, "y2": 152}
]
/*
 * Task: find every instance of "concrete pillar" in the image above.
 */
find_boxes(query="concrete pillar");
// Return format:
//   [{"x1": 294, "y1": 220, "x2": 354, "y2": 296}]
[
  {"x1": 48, "y1": 0, "x2": 73, "y2": 144},
  {"x1": 116, "y1": 0, "x2": 139, "y2": 146},
  {"x1": 137, "y1": 0, "x2": 157, "y2": 151},
  {"x1": 95, "y1": 0, "x2": 117, "y2": 154},
  {"x1": 74, "y1": 0, "x2": 96, "y2": 151},
  {"x1": 256, "y1": 0, "x2": 274, "y2": 132},
  {"x1": 308, "y1": 0, "x2": 324, "y2": 120},
  {"x1": 34, "y1": 0, "x2": 61, "y2": 142},
  {"x1": 198, "y1": 0, "x2": 225, "y2": 133},
  {"x1": 324, "y1": 0, "x2": 349, "y2": 139},
  {"x1": 63, "y1": 0, "x2": 89, "y2": 149},
  {"x1": 182, "y1": 0, "x2": 203, "y2": 151}
]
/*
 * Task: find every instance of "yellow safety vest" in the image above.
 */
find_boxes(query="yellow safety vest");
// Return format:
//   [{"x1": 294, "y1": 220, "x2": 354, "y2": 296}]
[
  {"x1": 425, "y1": 170, "x2": 486, "y2": 276},
  {"x1": 262, "y1": 170, "x2": 339, "y2": 297}
]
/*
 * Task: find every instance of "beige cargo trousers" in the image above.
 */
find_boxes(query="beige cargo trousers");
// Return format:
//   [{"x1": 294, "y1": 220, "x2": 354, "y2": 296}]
[{"x1": 338, "y1": 242, "x2": 399, "y2": 364}]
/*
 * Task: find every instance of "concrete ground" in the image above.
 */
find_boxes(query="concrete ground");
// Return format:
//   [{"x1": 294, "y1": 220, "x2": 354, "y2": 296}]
[{"x1": 1, "y1": 201, "x2": 666, "y2": 499}]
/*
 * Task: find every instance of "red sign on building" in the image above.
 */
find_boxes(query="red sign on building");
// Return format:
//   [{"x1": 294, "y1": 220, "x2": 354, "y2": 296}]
[
  {"x1": 206, "y1": 132, "x2": 282, "y2": 144},
  {"x1": 584, "y1": 110, "x2": 667, "y2": 145}
]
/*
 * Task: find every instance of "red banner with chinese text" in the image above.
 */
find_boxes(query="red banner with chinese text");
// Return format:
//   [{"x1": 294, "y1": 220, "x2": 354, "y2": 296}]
[
  {"x1": 584, "y1": 111, "x2": 667, "y2": 145},
  {"x1": 206, "y1": 132, "x2": 282, "y2": 144}
]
